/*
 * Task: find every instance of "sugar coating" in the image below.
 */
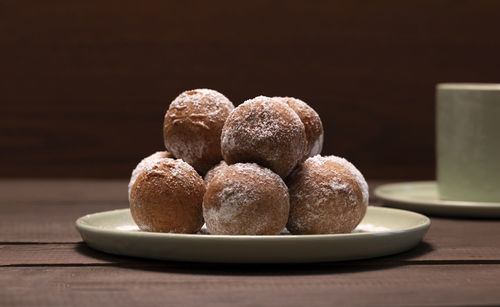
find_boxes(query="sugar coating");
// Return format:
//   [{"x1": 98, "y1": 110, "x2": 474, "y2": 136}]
[
  {"x1": 164, "y1": 89, "x2": 234, "y2": 172},
  {"x1": 203, "y1": 160, "x2": 228, "y2": 186},
  {"x1": 274, "y1": 96, "x2": 324, "y2": 158},
  {"x1": 203, "y1": 163, "x2": 290, "y2": 235},
  {"x1": 128, "y1": 151, "x2": 172, "y2": 199},
  {"x1": 310, "y1": 132, "x2": 324, "y2": 157},
  {"x1": 221, "y1": 96, "x2": 307, "y2": 177},
  {"x1": 144, "y1": 158, "x2": 196, "y2": 178},
  {"x1": 120, "y1": 222, "x2": 389, "y2": 234},
  {"x1": 307, "y1": 155, "x2": 369, "y2": 206},
  {"x1": 167, "y1": 89, "x2": 234, "y2": 129},
  {"x1": 287, "y1": 155, "x2": 369, "y2": 234},
  {"x1": 132, "y1": 158, "x2": 202, "y2": 212},
  {"x1": 130, "y1": 158, "x2": 205, "y2": 233}
]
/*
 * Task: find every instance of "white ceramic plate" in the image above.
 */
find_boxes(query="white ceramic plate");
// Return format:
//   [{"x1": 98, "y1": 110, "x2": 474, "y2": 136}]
[
  {"x1": 375, "y1": 181, "x2": 500, "y2": 218},
  {"x1": 76, "y1": 206, "x2": 430, "y2": 263}
]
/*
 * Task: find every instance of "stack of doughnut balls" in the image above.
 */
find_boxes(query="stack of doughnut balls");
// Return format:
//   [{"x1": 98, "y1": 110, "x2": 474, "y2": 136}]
[{"x1": 129, "y1": 89, "x2": 369, "y2": 235}]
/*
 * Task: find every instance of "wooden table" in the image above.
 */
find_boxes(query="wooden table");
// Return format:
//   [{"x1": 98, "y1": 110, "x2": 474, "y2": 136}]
[{"x1": 1, "y1": 180, "x2": 499, "y2": 306}]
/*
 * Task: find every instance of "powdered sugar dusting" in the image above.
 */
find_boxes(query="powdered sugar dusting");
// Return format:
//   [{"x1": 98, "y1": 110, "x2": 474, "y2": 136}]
[
  {"x1": 353, "y1": 223, "x2": 389, "y2": 233},
  {"x1": 229, "y1": 162, "x2": 285, "y2": 183},
  {"x1": 307, "y1": 155, "x2": 369, "y2": 206},
  {"x1": 273, "y1": 96, "x2": 324, "y2": 159},
  {"x1": 221, "y1": 96, "x2": 307, "y2": 177},
  {"x1": 121, "y1": 223, "x2": 388, "y2": 234},
  {"x1": 204, "y1": 160, "x2": 228, "y2": 186},
  {"x1": 287, "y1": 154, "x2": 369, "y2": 234},
  {"x1": 310, "y1": 132, "x2": 324, "y2": 157},
  {"x1": 143, "y1": 158, "x2": 195, "y2": 179},
  {"x1": 164, "y1": 89, "x2": 234, "y2": 172},
  {"x1": 128, "y1": 151, "x2": 172, "y2": 199},
  {"x1": 129, "y1": 158, "x2": 205, "y2": 232},
  {"x1": 168, "y1": 89, "x2": 234, "y2": 125},
  {"x1": 223, "y1": 97, "x2": 286, "y2": 151},
  {"x1": 116, "y1": 225, "x2": 140, "y2": 231},
  {"x1": 130, "y1": 158, "x2": 205, "y2": 233},
  {"x1": 203, "y1": 163, "x2": 289, "y2": 235}
]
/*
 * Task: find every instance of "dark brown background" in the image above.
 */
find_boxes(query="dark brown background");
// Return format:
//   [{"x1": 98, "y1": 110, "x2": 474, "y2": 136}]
[{"x1": 1, "y1": 0, "x2": 499, "y2": 179}]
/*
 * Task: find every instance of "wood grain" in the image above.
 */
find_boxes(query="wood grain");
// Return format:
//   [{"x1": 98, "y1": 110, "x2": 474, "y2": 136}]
[
  {"x1": 0, "y1": 201, "x2": 124, "y2": 243},
  {"x1": 0, "y1": 180, "x2": 382, "y2": 242},
  {"x1": 2, "y1": 1, "x2": 500, "y2": 179},
  {"x1": 2, "y1": 215, "x2": 500, "y2": 264},
  {"x1": 1, "y1": 265, "x2": 500, "y2": 306},
  {"x1": 1, "y1": 181, "x2": 499, "y2": 264},
  {"x1": 0, "y1": 179, "x2": 383, "y2": 202},
  {"x1": 1, "y1": 240, "x2": 500, "y2": 267},
  {"x1": 0, "y1": 179, "x2": 128, "y2": 202},
  {"x1": 0, "y1": 180, "x2": 391, "y2": 242},
  {"x1": 1, "y1": 180, "x2": 500, "y2": 306}
]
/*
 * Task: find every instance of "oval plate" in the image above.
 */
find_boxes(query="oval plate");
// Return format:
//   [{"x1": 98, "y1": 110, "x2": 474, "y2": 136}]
[
  {"x1": 76, "y1": 206, "x2": 430, "y2": 263},
  {"x1": 375, "y1": 181, "x2": 500, "y2": 218}
]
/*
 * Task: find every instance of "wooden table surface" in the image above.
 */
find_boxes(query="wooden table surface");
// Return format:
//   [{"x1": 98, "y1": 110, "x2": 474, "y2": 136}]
[{"x1": 1, "y1": 180, "x2": 499, "y2": 306}]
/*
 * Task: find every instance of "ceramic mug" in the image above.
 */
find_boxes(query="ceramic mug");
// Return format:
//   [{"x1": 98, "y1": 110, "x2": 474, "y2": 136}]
[{"x1": 436, "y1": 83, "x2": 500, "y2": 202}]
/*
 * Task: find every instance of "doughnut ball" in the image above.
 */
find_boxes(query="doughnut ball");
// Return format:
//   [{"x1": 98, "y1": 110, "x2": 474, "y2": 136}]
[
  {"x1": 274, "y1": 97, "x2": 324, "y2": 159},
  {"x1": 221, "y1": 96, "x2": 307, "y2": 178},
  {"x1": 203, "y1": 160, "x2": 228, "y2": 186},
  {"x1": 130, "y1": 158, "x2": 205, "y2": 233},
  {"x1": 203, "y1": 163, "x2": 290, "y2": 235},
  {"x1": 287, "y1": 155, "x2": 369, "y2": 235},
  {"x1": 128, "y1": 151, "x2": 172, "y2": 199},
  {"x1": 163, "y1": 89, "x2": 234, "y2": 173}
]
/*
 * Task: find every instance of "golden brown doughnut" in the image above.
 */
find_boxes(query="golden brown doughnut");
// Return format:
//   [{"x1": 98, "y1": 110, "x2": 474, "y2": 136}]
[
  {"x1": 203, "y1": 163, "x2": 290, "y2": 235},
  {"x1": 203, "y1": 160, "x2": 228, "y2": 187},
  {"x1": 130, "y1": 158, "x2": 205, "y2": 233},
  {"x1": 128, "y1": 151, "x2": 173, "y2": 199},
  {"x1": 221, "y1": 96, "x2": 307, "y2": 178},
  {"x1": 163, "y1": 89, "x2": 234, "y2": 173},
  {"x1": 274, "y1": 97, "x2": 324, "y2": 159},
  {"x1": 286, "y1": 155, "x2": 369, "y2": 235}
]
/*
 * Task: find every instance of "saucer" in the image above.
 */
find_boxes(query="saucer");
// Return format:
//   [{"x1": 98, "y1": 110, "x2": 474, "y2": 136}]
[
  {"x1": 76, "y1": 206, "x2": 429, "y2": 263},
  {"x1": 374, "y1": 181, "x2": 500, "y2": 218}
]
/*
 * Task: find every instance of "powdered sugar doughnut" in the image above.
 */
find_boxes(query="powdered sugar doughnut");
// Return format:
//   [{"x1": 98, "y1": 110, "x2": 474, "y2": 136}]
[
  {"x1": 163, "y1": 89, "x2": 234, "y2": 173},
  {"x1": 203, "y1": 160, "x2": 228, "y2": 186},
  {"x1": 287, "y1": 155, "x2": 369, "y2": 234},
  {"x1": 274, "y1": 97, "x2": 324, "y2": 159},
  {"x1": 203, "y1": 163, "x2": 290, "y2": 235},
  {"x1": 128, "y1": 151, "x2": 172, "y2": 199},
  {"x1": 221, "y1": 96, "x2": 307, "y2": 178},
  {"x1": 130, "y1": 158, "x2": 205, "y2": 233}
]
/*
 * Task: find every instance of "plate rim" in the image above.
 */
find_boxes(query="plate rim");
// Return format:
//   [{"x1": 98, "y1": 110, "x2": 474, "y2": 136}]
[
  {"x1": 75, "y1": 206, "x2": 430, "y2": 241},
  {"x1": 374, "y1": 181, "x2": 500, "y2": 208},
  {"x1": 75, "y1": 206, "x2": 431, "y2": 263}
]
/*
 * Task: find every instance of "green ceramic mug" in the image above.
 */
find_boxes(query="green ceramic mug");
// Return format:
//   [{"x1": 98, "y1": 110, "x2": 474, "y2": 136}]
[{"x1": 437, "y1": 83, "x2": 500, "y2": 202}]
